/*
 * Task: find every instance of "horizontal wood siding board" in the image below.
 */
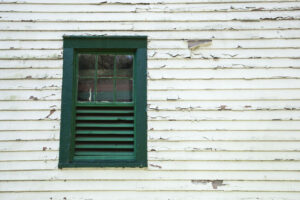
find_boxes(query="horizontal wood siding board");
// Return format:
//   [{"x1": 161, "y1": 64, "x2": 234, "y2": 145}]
[{"x1": 1, "y1": 192, "x2": 300, "y2": 200}]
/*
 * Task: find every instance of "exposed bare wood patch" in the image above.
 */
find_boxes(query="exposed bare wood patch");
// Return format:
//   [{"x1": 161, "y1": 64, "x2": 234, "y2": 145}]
[
  {"x1": 45, "y1": 109, "x2": 56, "y2": 118},
  {"x1": 188, "y1": 39, "x2": 212, "y2": 50}
]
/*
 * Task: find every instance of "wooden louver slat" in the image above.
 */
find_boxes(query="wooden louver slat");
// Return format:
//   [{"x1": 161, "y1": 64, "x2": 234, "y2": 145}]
[{"x1": 74, "y1": 105, "x2": 135, "y2": 160}]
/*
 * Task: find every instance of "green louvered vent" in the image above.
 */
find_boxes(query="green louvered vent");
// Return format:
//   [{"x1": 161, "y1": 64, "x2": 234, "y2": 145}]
[{"x1": 74, "y1": 105, "x2": 135, "y2": 161}]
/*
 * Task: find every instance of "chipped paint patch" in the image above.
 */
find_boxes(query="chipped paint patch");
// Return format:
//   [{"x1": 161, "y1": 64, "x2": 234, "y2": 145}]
[
  {"x1": 149, "y1": 164, "x2": 162, "y2": 169},
  {"x1": 29, "y1": 96, "x2": 38, "y2": 100},
  {"x1": 191, "y1": 180, "x2": 226, "y2": 189}
]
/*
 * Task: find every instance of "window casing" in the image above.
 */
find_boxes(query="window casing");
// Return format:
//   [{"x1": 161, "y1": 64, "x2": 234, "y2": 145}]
[{"x1": 59, "y1": 36, "x2": 147, "y2": 168}]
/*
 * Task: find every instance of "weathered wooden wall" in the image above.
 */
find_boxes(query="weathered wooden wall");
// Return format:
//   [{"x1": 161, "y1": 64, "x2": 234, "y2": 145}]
[{"x1": 0, "y1": 0, "x2": 300, "y2": 199}]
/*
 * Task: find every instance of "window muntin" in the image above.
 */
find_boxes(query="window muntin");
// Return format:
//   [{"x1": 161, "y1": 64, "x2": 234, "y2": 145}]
[{"x1": 77, "y1": 53, "x2": 133, "y2": 103}]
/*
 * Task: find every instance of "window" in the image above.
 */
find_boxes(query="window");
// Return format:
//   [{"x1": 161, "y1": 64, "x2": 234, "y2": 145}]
[{"x1": 59, "y1": 36, "x2": 147, "y2": 168}]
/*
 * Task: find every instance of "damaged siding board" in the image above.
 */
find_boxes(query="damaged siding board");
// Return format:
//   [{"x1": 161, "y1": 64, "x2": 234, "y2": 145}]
[{"x1": 0, "y1": 0, "x2": 300, "y2": 199}]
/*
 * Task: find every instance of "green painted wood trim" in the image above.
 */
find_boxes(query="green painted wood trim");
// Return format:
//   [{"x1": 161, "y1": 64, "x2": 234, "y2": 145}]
[
  {"x1": 75, "y1": 152, "x2": 134, "y2": 156},
  {"x1": 76, "y1": 116, "x2": 134, "y2": 121},
  {"x1": 76, "y1": 123, "x2": 134, "y2": 128},
  {"x1": 64, "y1": 35, "x2": 147, "y2": 49},
  {"x1": 76, "y1": 130, "x2": 133, "y2": 135},
  {"x1": 59, "y1": 161, "x2": 142, "y2": 168},
  {"x1": 76, "y1": 102, "x2": 134, "y2": 107},
  {"x1": 58, "y1": 48, "x2": 75, "y2": 168},
  {"x1": 134, "y1": 47, "x2": 148, "y2": 168},
  {"x1": 76, "y1": 110, "x2": 134, "y2": 114},
  {"x1": 75, "y1": 137, "x2": 134, "y2": 142},
  {"x1": 74, "y1": 156, "x2": 135, "y2": 160},
  {"x1": 75, "y1": 144, "x2": 134, "y2": 149},
  {"x1": 64, "y1": 35, "x2": 147, "y2": 39},
  {"x1": 59, "y1": 35, "x2": 147, "y2": 168}
]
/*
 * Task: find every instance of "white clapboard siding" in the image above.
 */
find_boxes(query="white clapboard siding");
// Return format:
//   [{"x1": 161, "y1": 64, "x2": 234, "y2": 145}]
[
  {"x1": 2, "y1": 39, "x2": 300, "y2": 50},
  {"x1": 148, "y1": 121, "x2": 300, "y2": 131},
  {"x1": 3, "y1": 67, "x2": 300, "y2": 80},
  {"x1": 148, "y1": 100, "x2": 300, "y2": 111},
  {"x1": 2, "y1": 21, "x2": 300, "y2": 31},
  {"x1": 149, "y1": 49, "x2": 300, "y2": 59},
  {"x1": 0, "y1": 90, "x2": 61, "y2": 100},
  {"x1": 1, "y1": 100, "x2": 299, "y2": 111},
  {"x1": 1, "y1": 0, "x2": 300, "y2": 199},
  {"x1": 2, "y1": 160, "x2": 300, "y2": 171},
  {"x1": 0, "y1": 68, "x2": 62, "y2": 79},
  {"x1": 1, "y1": 12, "x2": 300, "y2": 22},
  {"x1": 0, "y1": 160, "x2": 58, "y2": 171},
  {"x1": 0, "y1": 60, "x2": 62, "y2": 69},
  {"x1": 0, "y1": 151, "x2": 59, "y2": 161},
  {"x1": 0, "y1": 40, "x2": 63, "y2": 50},
  {"x1": 0, "y1": 131, "x2": 59, "y2": 141},
  {"x1": 0, "y1": 141, "x2": 59, "y2": 151},
  {"x1": 2, "y1": 192, "x2": 300, "y2": 200},
  {"x1": 1, "y1": 2, "x2": 300, "y2": 12},
  {"x1": 1, "y1": 130, "x2": 300, "y2": 141},
  {"x1": 149, "y1": 79, "x2": 300, "y2": 90},
  {"x1": 148, "y1": 68, "x2": 300, "y2": 79},
  {"x1": 1, "y1": 192, "x2": 300, "y2": 200},
  {"x1": 3, "y1": 48, "x2": 300, "y2": 59},
  {"x1": 1, "y1": 30, "x2": 300, "y2": 40},
  {"x1": 148, "y1": 110, "x2": 300, "y2": 121},
  {"x1": 3, "y1": 79, "x2": 300, "y2": 90},
  {"x1": 2, "y1": 151, "x2": 300, "y2": 162},
  {"x1": 149, "y1": 39, "x2": 300, "y2": 49},
  {"x1": 148, "y1": 141, "x2": 300, "y2": 151},
  {"x1": 148, "y1": 90, "x2": 300, "y2": 101},
  {"x1": 3, "y1": 110, "x2": 300, "y2": 121},
  {"x1": 0, "y1": 110, "x2": 61, "y2": 120},
  {"x1": 148, "y1": 161, "x2": 300, "y2": 170},
  {"x1": 0, "y1": 101, "x2": 61, "y2": 110},
  {"x1": 2, "y1": 180, "x2": 300, "y2": 192},
  {"x1": 4, "y1": 89, "x2": 300, "y2": 101},
  {"x1": 1, "y1": 170, "x2": 300, "y2": 181},
  {"x1": 148, "y1": 151, "x2": 300, "y2": 161},
  {"x1": 1, "y1": 0, "x2": 300, "y2": 3},
  {"x1": 2, "y1": 151, "x2": 300, "y2": 161},
  {"x1": 148, "y1": 131, "x2": 300, "y2": 141},
  {"x1": 2, "y1": 58, "x2": 299, "y2": 69},
  {"x1": 3, "y1": 140, "x2": 300, "y2": 152},
  {"x1": 148, "y1": 58, "x2": 300, "y2": 68},
  {"x1": 1, "y1": 160, "x2": 300, "y2": 171},
  {"x1": 0, "y1": 80, "x2": 62, "y2": 90},
  {"x1": 0, "y1": 50, "x2": 62, "y2": 59},
  {"x1": 0, "y1": 121, "x2": 60, "y2": 131}
]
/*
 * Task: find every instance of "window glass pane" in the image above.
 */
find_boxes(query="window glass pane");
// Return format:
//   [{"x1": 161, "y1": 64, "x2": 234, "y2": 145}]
[
  {"x1": 78, "y1": 54, "x2": 95, "y2": 77},
  {"x1": 96, "y1": 78, "x2": 114, "y2": 102},
  {"x1": 97, "y1": 55, "x2": 114, "y2": 77},
  {"x1": 77, "y1": 78, "x2": 94, "y2": 101},
  {"x1": 116, "y1": 55, "x2": 133, "y2": 77},
  {"x1": 116, "y1": 79, "x2": 132, "y2": 102}
]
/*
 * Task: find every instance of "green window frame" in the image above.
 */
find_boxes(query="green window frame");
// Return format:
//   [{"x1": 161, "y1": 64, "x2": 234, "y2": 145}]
[{"x1": 59, "y1": 36, "x2": 147, "y2": 168}]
